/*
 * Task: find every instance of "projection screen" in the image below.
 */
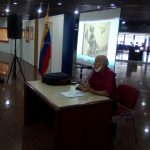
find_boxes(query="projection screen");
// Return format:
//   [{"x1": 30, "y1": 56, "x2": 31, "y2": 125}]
[{"x1": 76, "y1": 8, "x2": 121, "y2": 69}]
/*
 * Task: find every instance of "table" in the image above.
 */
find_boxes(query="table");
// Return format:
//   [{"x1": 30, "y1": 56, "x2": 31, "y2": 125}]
[{"x1": 24, "y1": 80, "x2": 113, "y2": 150}]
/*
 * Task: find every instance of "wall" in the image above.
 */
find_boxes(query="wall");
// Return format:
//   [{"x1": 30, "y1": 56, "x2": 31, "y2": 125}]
[
  {"x1": 119, "y1": 23, "x2": 150, "y2": 33},
  {"x1": 38, "y1": 15, "x2": 64, "y2": 72},
  {"x1": 0, "y1": 15, "x2": 64, "y2": 73},
  {"x1": 22, "y1": 20, "x2": 35, "y2": 66},
  {"x1": 62, "y1": 13, "x2": 75, "y2": 75},
  {"x1": 0, "y1": 17, "x2": 21, "y2": 55}
]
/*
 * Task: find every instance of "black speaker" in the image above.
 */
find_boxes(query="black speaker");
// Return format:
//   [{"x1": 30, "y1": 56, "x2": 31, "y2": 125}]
[{"x1": 7, "y1": 14, "x2": 22, "y2": 39}]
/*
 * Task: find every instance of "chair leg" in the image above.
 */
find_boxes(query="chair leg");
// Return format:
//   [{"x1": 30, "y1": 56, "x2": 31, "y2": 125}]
[{"x1": 131, "y1": 117, "x2": 137, "y2": 144}]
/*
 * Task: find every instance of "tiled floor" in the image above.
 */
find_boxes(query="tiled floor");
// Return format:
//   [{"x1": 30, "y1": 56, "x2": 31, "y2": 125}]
[
  {"x1": 112, "y1": 61, "x2": 150, "y2": 150},
  {"x1": 0, "y1": 51, "x2": 150, "y2": 150}
]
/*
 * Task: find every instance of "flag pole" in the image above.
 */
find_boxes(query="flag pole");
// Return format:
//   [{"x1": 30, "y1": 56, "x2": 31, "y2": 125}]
[
  {"x1": 38, "y1": 4, "x2": 52, "y2": 76},
  {"x1": 46, "y1": 4, "x2": 52, "y2": 72},
  {"x1": 45, "y1": 4, "x2": 49, "y2": 26}
]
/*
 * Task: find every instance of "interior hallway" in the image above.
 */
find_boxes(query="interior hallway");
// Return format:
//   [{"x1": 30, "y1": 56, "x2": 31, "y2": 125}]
[{"x1": 0, "y1": 51, "x2": 150, "y2": 150}]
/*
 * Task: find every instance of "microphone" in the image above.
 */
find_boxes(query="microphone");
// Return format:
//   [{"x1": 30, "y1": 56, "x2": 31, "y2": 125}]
[
  {"x1": 85, "y1": 66, "x2": 93, "y2": 69},
  {"x1": 75, "y1": 65, "x2": 93, "y2": 69}
]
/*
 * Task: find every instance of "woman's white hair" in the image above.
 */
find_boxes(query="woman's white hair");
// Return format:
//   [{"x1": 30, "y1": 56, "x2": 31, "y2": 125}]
[{"x1": 96, "y1": 55, "x2": 109, "y2": 67}]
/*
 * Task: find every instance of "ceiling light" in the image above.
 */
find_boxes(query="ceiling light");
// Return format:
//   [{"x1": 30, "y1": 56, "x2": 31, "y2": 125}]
[
  {"x1": 144, "y1": 128, "x2": 149, "y2": 133},
  {"x1": 38, "y1": 8, "x2": 42, "y2": 14},
  {"x1": 110, "y1": 3, "x2": 116, "y2": 8},
  {"x1": 13, "y1": 2, "x2": 18, "y2": 5},
  {"x1": 57, "y1": 2, "x2": 62, "y2": 6},
  {"x1": 110, "y1": 4, "x2": 115, "y2": 7},
  {"x1": 122, "y1": 21, "x2": 126, "y2": 25},
  {"x1": 74, "y1": 9, "x2": 79, "y2": 15}
]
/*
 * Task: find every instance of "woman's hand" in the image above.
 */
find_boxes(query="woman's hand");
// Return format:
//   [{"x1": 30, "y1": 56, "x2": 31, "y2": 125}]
[
  {"x1": 78, "y1": 84, "x2": 88, "y2": 92},
  {"x1": 79, "y1": 84, "x2": 94, "y2": 93},
  {"x1": 78, "y1": 84, "x2": 109, "y2": 97},
  {"x1": 86, "y1": 86, "x2": 95, "y2": 93}
]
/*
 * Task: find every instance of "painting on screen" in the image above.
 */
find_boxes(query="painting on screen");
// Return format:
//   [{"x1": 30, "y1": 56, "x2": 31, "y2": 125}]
[{"x1": 82, "y1": 22, "x2": 111, "y2": 57}]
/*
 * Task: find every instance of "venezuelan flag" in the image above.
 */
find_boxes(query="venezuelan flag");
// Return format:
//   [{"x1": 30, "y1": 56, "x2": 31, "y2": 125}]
[{"x1": 38, "y1": 7, "x2": 51, "y2": 76}]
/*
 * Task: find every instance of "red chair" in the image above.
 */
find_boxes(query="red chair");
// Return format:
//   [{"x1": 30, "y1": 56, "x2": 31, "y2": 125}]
[{"x1": 114, "y1": 84, "x2": 140, "y2": 143}]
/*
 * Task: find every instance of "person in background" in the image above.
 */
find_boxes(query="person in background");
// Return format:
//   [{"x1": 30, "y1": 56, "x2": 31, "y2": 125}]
[
  {"x1": 78, "y1": 55, "x2": 118, "y2": 139},
  {"x1": 79, "y1": 55, "x2": 117, "y2": 100}
]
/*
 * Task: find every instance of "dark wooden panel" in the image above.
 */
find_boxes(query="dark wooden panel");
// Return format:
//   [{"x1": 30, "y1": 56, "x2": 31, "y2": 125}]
[{"x1": 1, "y1": 0, "x2": 150, "y2": 22}]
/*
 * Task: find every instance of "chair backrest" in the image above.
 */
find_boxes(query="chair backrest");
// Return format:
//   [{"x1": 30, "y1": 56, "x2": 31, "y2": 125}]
[{"x1": 117, "y1": 84, "x2": 139, "y2": 109}]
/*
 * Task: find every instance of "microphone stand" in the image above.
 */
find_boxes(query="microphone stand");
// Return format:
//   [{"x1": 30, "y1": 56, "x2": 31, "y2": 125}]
[{"x1": 75, "y1": 65, "x2": 93, "y2": 81}]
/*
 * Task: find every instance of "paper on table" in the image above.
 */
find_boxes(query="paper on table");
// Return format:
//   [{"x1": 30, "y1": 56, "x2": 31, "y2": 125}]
[{"x1": 61, "y1": 90, "x2": 88, "y2": 98}]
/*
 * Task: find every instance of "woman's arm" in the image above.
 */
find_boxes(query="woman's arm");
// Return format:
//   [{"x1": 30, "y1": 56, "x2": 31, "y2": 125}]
[
  {"x1": 79, "y1": 84, "x2": 109, "y2": 97},
  {"x1": 87, "y1": 86, "x2": 109, "y2": 97}
]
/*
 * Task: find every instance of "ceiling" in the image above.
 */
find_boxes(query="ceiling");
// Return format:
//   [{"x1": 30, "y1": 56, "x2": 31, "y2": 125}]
[{"x1": 0, "y1": 0, "x2": 150, "y2": 23}]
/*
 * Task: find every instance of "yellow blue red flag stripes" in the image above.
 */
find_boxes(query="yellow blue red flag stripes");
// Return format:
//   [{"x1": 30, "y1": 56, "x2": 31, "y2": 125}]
[
  {"x1": 39, "y1": 28, "x2": 51, "y2": 76},
  {"x1": 38, "y1": 4, "x2": 51, "y2": 76}
]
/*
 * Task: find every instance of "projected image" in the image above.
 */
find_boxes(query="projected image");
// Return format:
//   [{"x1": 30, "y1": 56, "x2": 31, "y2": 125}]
[
  {"x1": 76, "y1": 8, "x2": 121, "y2": 68},
  {"x1": 82, "y1": 22, "x2": 110, "y2": 57}
]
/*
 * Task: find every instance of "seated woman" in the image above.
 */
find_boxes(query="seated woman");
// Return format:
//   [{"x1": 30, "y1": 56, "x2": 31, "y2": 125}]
[
  {"x1": 79, "y1": 55, "x2": 117, "y2": 101},
  {"x1": 79, "y1": 55, "x2": 118, "y2": 138}
]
